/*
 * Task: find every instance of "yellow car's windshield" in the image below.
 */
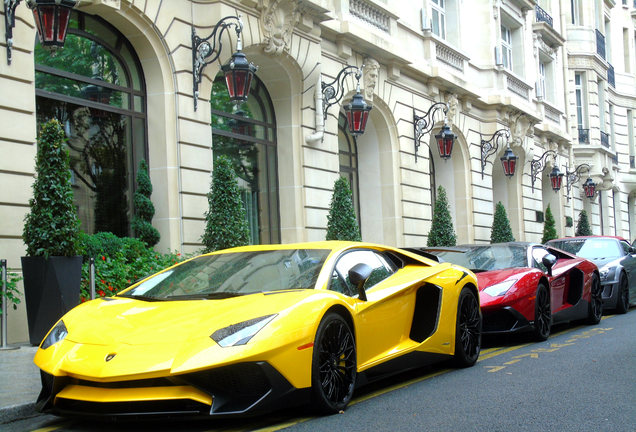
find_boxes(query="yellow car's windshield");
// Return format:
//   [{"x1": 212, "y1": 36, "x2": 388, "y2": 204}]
[{"x1": 120, "y1": 249, "x2": 330, "y2": 300}]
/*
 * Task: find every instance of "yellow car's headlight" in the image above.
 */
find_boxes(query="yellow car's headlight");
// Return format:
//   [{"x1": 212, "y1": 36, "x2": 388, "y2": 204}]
[
  {"x1": 41, "y1": 320, "x2": 68, "y2": 349},
  {"x1": 211, "y1": 314, "x2": 277, "y2": 347}
]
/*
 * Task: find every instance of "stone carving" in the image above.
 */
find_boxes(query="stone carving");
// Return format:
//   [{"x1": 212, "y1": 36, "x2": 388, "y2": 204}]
[
  {"x1": 446, "y1": 94, "x2": 459, "y2": 125},
  {"x1": 260, "y1": 0, "x2": 299, "y2": 55},
  {"x1": 363, "y1": 58, "x2": 379, "y2": 102}
]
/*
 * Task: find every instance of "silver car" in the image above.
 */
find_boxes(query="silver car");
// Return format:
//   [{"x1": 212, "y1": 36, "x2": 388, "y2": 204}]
[{"x1": 546, "y1": 236, "x2": 635, "y2": 314}]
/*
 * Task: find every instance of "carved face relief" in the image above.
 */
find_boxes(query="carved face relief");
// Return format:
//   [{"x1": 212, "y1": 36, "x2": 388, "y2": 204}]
[
  {"x1": 261, "y1": 0, "x2": 299, "y2": 55},
  {"x1": 363, "y1": 58, "x2": 379, "y2": 102}
]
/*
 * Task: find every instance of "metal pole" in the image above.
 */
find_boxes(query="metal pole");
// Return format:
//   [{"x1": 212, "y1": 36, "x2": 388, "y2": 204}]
[
  {"x1": 1, "y1": 260, "x2": 7, "y2": 348},
  {"x1": 0, "y1": 259, "x2": 17, "y2": 350},
  {"x1": 90, "y1": 257, "x2": 95, "y2": 300}
]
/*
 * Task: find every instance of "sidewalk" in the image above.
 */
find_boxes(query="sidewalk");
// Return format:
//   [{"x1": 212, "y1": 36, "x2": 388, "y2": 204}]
[{"x1": 0, "y1": 344, "x2": 41, "y2": 424}]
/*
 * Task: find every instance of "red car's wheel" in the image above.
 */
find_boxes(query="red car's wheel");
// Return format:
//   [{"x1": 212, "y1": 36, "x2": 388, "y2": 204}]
[
  {"x1": 533, "y1": 283, "x2": 551, "y2": 341},
  {"x1": 311, "y1": 313, "x2": 356, "y2": 414},
  {"x1": 453, "y1": 287, "x2": 481, "y2": 367},
  {"x1": 615, "y1": 274, "x2": 629, "y2": 314},
  {"x1": 586, "y1": 274, "x2": 603, "y2": 324}
]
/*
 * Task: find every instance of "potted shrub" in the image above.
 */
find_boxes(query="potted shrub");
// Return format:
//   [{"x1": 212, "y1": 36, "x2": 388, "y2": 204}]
[
  {"x1": 22, "y1": 119, "x2": 82, "y2": 345},
  {"x1": 326, "y1": 177, "x2": 361, "y2": 241}
]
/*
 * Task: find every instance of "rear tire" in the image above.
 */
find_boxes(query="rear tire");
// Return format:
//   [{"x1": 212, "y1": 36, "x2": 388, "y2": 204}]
[
  {"x1": 311, "y1": 313, "x2": 356, "y2": 414},
  {"x1": 586, "y1": 274, "x2": 603, "y2": 324},
  {"x1": 533, "y1": 283, "x2": 551, "y2": 341},
  {"x1": 452, "y1": 287, "x2": 481, "y2": 367},
  {"x1": 615, "y1": 275, "x2": 629, "y2": 314}
]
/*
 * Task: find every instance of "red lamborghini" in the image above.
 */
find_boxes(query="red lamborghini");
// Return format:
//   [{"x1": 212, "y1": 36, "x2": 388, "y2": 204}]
[{"x1": 409, "y1": 242, "x2": 602, "y2": 340}]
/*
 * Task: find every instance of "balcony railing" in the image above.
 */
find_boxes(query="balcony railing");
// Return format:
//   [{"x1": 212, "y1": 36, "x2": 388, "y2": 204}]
[
  {"x1": 608, "y1": 64, "x2": 615, "y2": 88},
  {"x1": 535, "y1": 5, "x2": 553, "y2": 27},
  {"x1": 630, "y1": 155, "x2": 635, "y2": 169},
  {"x1": 578, "y1": 128, "x2": 590, "y2": 143},
  {"x1": 600, "y1": 131, "x2": 610, "y2": 148},
  {"x1": 596, "y1": 29, "x2": 606, "y2": 60}
]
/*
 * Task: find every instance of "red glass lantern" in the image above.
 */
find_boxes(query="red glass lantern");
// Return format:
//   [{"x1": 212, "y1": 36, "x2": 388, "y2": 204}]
[
  {"x1": 26, "y1": 0, "x2": 77, "y2": 49},
  {"x1": 221, "y1": 50, "x2": 257, "y2": 105},
  {"x1": 583, "y1": 177, "x2": 596, "y2": 199},
  {"x1": 435, "y1": 124, "x2": 455, "y2": 159},
  {"x1": 343, "y1": 91, "x2": 372, "y2": 136},
  {"x1": 500, "y1": 146, "x2": 518, "y2": 177},
  {"x1": 549, "y1": 165, "x2": 564, "y2": 191}
]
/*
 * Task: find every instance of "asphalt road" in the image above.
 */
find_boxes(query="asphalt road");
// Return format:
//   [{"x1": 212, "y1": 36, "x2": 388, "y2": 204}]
[{"x1": 5, "y1": 311, "x2": 636, "y2": 432}]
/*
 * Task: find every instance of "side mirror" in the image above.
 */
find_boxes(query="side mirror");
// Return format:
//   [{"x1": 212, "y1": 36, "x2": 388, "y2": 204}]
[
  {"x1": 349, "y1": 263, "x2": 372, "y2": 301},
  {"x1": 542, "y1": 253, "x2": 557, "y2": 277},
  {"x1": 629, "y1": 247, "x2": 636, "y2": 254}
]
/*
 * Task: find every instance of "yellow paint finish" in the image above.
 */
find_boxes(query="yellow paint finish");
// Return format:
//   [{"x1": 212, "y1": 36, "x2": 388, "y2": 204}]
[{"x1": 55, "y1": 384, "x2": 212, "y2": 406}]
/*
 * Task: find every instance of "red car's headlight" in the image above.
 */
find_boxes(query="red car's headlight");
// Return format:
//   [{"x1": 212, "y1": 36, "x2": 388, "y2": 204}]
[{"x1": 483, "y1": 280, "x2": 517, "y2": 297}]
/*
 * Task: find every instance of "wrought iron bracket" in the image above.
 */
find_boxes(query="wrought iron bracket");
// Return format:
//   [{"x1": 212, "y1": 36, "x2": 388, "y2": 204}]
[
  {"x1": 480, "y1": 129, "x2": 510, "y2": 179},
  {"x1": 322, "y1": 65, "x2": 362, "y2": 120},
  {"x1": 4, "y1": 0, "x2": 22, "y2": 65},
  {"x1": 413, "y1": 102, "x2": 449, "y2": 163},
  {"x1": 530, "y1": 149, "x2": 558, "y2": 192},
  {"x1": 565, "y1": 163, "x2": 591, "y2": 201},
  {"x1": 192, "y1": 15, "x2": 243, "y2": 111}
]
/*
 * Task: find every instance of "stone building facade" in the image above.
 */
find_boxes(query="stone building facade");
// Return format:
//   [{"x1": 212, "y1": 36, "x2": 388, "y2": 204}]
[{"x1": 1, "y1": 0, "x2": 634, "y2": 343}]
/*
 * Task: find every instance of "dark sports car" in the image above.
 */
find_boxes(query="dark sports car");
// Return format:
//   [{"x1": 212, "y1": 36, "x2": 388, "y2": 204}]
[
  {"x1": 546, "y1": 236, "x2": 636, "y2": 313},
  {"x1": 410, "y1": 242, "x2": 602, "y2": 340}
]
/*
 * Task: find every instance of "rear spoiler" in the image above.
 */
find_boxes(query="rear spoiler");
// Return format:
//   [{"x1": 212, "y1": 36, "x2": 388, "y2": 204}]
[{"x1": 402, "y1": 248, "x2": 441, "y2": 263}]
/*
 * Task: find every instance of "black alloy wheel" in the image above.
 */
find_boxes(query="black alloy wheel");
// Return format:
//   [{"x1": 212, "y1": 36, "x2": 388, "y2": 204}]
[
  {"x1": 533, "y1": 283, "x2": 551, "y2": 341},
  {"x1": 586, "y1": 274, "x2": 603, "y2": 324},
  {"x1": 453, "y1": 287, "x2": 481, "y2": 367},
  {"x1": 615, "y1": 275, "x2": 629, "y2": 314},
  {"x1": 311, "y1": 313, "x2": 356, "y2": 414}
]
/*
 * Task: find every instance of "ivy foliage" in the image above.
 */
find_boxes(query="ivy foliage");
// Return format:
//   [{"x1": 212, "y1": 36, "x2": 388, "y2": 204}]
[
  {"x1": 202, "y1": 155, "x2": 250, "y2": 252},
  {"x1": 131, "y1": 160, "x2": 160, "y2": 247},
  {"x1": 23, "y1": 119, "x2": 80, "y2": 257},
  {"x1": 0, "y1": 269, "x2": 22, "y2": 316},
  {"x1": 326, "y1": 177, "x2": 361, "y2": 242},
  {"x1": 427, "y1": 186, "x2": 457, "y2": 247},
  {"x1": 491, "y1": 201, "x2": 515, "y2": 243},
  {"x1": 541, "y1": 204, "x2": 558, "y2": 243},
  {"x1": 575, "y1": 210, "x2": 593, "y2": 236}
]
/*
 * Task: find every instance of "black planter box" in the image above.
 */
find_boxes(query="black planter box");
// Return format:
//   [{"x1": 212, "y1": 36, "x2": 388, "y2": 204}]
[{"x1": 21, "y1": 256, "x2": 82, "y2": 346}]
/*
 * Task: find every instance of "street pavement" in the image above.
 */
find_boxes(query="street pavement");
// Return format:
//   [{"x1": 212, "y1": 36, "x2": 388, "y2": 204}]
[{"x1": 0, "y1": 344, "x2": 40, "y2": 425}]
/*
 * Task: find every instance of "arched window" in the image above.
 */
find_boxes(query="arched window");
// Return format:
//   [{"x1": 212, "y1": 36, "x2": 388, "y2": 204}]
[
  {"x1": 34, "y1": 11, "x2": 147, "y2": 237},
  {"x1": 210, "y1": 75, "x2": 280, "y2": 244},
  {"x1": 338, "y1": 113, "x2": 360, "y2": 220}
]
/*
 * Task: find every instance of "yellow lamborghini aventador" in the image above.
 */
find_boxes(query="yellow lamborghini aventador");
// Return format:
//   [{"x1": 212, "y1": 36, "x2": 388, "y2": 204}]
[{"x1": 34, "y1": 241, "x2": 481, "y2": 418}]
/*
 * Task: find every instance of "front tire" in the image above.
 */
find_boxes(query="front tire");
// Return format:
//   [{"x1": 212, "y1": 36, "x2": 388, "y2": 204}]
[
  {"x1": 533, "y1": 283, "x2": 551, "y2": 341},
  {"x1": 453, "y1": 287, "x2": 481, "y2": 367},
  {"x1": 311, "y1": 313, "x2": 356, "y2": 414},
  {"x1": 615, "y1": 275, "x2": 629, "y2": 314},
  {"x1": 586, "y1": 274, "x2": 603, "y2": 324}
]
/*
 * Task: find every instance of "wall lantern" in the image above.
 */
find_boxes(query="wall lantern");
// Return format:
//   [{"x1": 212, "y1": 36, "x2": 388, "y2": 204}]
[
  {"x1": 564, "y1": 163, "x2": 591, "y2": 201},
  {"x1": 192, "y1": 15, "x2": 258, "y2": 111},
  {"x1": 582, "y1": 177, "x2": 597, "y2": 199},
  {"x1": 413, "y1": 102, "x2": 454, "y2": 162},
  {"x1": 322, "y1": 65, "x2": 372, "y2": 137},
  {"x1": 549, "y1": 165, "x2": 564, "y2": 191},
  {"x1": 530, "y1": 149, "x2": 561, "y2": 192},
  {"x1": 4, "y1": 0, "x2": 77, "y2": 65},
  {"x1": 479, "y1": 128, "x2": 517, "y2": 179}
]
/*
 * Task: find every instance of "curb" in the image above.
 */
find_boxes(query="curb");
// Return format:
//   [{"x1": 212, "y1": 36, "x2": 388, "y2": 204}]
[{"x1": 0, "y1": 402, "x2": 38, "y2": 425}]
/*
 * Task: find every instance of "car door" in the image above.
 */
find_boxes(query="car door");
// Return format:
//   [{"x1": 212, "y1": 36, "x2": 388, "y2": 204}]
[
  {"x1": 329, "y1": 249, "x2": 414, "y2": 369},
  {"x1": 619, "y1": 240, "x2": 636, "y2": 296},
  {"x1": 531, "y1": 246, "x2": 577, "y2": 313}
]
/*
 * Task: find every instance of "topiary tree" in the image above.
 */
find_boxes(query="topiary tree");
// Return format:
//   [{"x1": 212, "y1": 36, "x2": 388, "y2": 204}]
[
  {"x1": 575, "y1": 210, "x2": 592, "y2": 236},
  {"x1": 131, "y1": 160, "x2": 160, "y2": 247},
  {"x1": 23, "y1": 119, "x2": 80, "y2": 257},
  {"x1": 491, "y1": 201, "x2": 515, "y2": 243},
  {"x1": 326, "y1": 177, "x2": 361, "y2": 241},
  {"x1": 202, "y1": 155, "x2": 250, "y2": 252},
  {"x1": 541, "y1": 204, "x2": 558, "y2": 243},
  {"x1": 427, "y1": 185, "x2": 456, "y2": 247}
]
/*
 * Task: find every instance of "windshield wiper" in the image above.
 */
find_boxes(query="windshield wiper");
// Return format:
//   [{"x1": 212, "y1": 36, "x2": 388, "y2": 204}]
[
  {"x1": 167, "y1": 292, "x2": 244, "y2": 300},
  {"x1": 119, "y1": 294, "x2": 165, "y2": 302}
]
